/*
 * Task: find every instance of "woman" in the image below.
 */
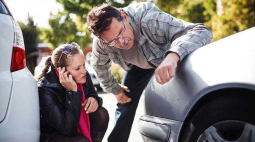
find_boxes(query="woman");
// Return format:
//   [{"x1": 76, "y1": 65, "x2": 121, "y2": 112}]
[{"x1": 37, "y1": 42, "x2": 109, "y2": 142}]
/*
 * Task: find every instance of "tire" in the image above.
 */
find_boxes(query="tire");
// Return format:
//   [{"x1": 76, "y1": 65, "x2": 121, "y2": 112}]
[{"x1": 181, "y1": 94, "x2": 255, "y2": 142}]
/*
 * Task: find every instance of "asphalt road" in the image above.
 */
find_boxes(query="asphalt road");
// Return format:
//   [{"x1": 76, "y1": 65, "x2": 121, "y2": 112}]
[{"x1": 98, "y1": 91, "x2": 145, "y2": 142}]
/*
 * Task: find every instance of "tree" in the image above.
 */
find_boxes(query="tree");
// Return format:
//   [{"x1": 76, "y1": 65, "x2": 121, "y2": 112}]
[
  {"x1": 42, "y1": 0, "x2": 133, "y2": 49},
  {"x1": 153, "y1": 0, "x2": 181, "y2": 17},
  {"x1": 209, "y1": 0, "x2": 255, "y2": 41},
  {"x1": 154, "y1": 0, "x2": 216, "y2": 23},
  {"x1": 19, "y1": 14, "x2": 39, "y2": 74},
  {"x1": 178, "y1": 0, "x2": 206, "y2": 23},
  {"x1": 203, "y1": 0, "x2": 217, "y2": 22},
  {"x1": 154, "y1": 0, "x2": 255, "y2": 42},
  {"x1": 56, "y1": 0, "x2": 133, "y2": 22},
  {"x1": 41, "y1": 11, "x2": 91, "y2": 49}
]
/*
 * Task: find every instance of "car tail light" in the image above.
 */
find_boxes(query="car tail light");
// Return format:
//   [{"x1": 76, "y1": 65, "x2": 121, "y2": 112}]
[
  {"x1": 11, "y1": 47, "x2": 26, "y2": 72},
  {"x1": 10, "y1": 20, "x2": 26, "y2": 72}
]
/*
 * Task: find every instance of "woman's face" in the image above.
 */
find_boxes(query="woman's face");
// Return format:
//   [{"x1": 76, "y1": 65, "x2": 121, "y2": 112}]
[{"x1": 66, "y1": 52, "x2": 87, "y2": 84}]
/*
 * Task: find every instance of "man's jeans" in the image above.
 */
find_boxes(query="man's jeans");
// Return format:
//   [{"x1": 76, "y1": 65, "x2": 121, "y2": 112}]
[{"x1": 108, "y1": 65, "x2": 155, "y2": 142}]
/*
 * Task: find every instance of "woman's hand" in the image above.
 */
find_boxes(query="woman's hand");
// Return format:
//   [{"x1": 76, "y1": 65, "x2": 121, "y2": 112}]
[
  {"x1": 82, "y1": 97, "x2": 98, "y2": 113},
  {"x1": 58, "y1": 67, "x2": 77, "y2": 91}
]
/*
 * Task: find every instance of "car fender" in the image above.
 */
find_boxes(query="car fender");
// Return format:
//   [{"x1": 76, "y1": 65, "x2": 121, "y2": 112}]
[{"x1": 144, "y1": 27, "x2": 255, "y2": 122}]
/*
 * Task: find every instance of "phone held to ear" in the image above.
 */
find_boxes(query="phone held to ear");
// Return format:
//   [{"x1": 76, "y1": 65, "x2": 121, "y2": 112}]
[{"x1": 67, "y1": 72, "x2": 76, "y2": 82}]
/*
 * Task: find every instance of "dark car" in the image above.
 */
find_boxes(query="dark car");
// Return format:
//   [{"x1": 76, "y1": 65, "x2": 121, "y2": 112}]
[{"x1": 138, "y1": 27, "x2": 255, "y2": 142}]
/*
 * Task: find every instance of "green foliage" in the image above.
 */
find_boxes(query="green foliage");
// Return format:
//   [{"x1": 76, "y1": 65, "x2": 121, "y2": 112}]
[
  {"x1": 210, "y1": 0, "x2": 255, "y2": 41},
  {"x1": 40, "y1": 11, "x2": 91, "y2": 49},
  {"x1": 37, "y1": 27, "x2": 49, "y2": 44},
  {"x1": 18, "y1": 15, "x2": 39, "y2": 56},
  {"x1": 56, "y1": 0, "x2": 133, "y2": 22},
  {"x1": 154, "y1": 0, "x2": 181, "y2": 17},
  {"x1": 178, "y1": 0, "x2": 206, "y2": 23},
  {"x1": 154, "y1": 0, "x2": 216, "y2": 23},
  {"x1": 111, "y1": 64, "x2": 125, "y2": 83},
  {"x1": 154, "y1": 0, "x2": 254, "y2": 41},
  {"x1": 19, "y1": 15, "x2": 39, "y2": 74},
  {"x1": 203, "y1": 0, "x2": 217, "y2": 21},
  {"x1": 42, "y1": 0, "x2": 133, "y2": 49}
]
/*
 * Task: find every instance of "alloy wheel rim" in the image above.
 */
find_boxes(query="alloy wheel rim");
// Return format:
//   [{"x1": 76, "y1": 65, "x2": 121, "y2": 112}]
[{"x1": 197, "y1": 120, "x2": 255, "y2": 142}]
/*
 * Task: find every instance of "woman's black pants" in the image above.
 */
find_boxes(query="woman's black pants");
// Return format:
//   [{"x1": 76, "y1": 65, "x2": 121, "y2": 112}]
[{"x1": 48, "y1": 106, "x2": 109, "y2": 142}]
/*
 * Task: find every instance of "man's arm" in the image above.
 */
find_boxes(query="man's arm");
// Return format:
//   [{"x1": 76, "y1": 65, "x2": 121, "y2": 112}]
[
  {"x1": 140, "y1": 4, "x2": 213, "y2": 61},
  {"x1": 140, "y1": 3, "x2": 213, "y2": 84},
  {"x1": 165, "y1": 23, "x2": 213, "y2": 61},
  {"x1": 91, "y1": 38, "x2": 121, "y2": 94},
  {"x1": 91, "y1": 38, "x2": 131, "y2": 103}
]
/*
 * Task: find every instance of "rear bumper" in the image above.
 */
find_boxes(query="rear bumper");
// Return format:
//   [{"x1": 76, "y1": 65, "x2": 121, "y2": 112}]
[
  {"x1": 0, "y1": 68, "x2": 40, "y2": 142},
  {"x1": 139, "y1": 115, "x2": 183, "y2": 142}
]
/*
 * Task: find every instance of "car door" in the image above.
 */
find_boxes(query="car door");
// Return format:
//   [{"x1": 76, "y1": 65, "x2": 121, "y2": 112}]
[{"x1": 0, "y1": 0, "x2": 14, "y2": 123}]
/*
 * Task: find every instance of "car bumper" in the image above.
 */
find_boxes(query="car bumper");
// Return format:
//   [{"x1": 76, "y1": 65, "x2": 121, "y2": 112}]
[
  {"x1": 0, "y1": 68, "x2": 40, "y2": 142},
  {"x1": 139, "y1": 115, "x2": 183, "y2": 142}
]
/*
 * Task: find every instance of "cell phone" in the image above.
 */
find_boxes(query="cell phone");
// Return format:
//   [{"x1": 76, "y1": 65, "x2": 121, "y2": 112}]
[{"x1": 67, "y1": 72, "x2": 76, "y2": 82}]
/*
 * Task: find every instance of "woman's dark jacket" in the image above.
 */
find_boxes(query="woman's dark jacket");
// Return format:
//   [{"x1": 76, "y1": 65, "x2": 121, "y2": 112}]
[{"x1": 37, "y1": 69, "x2": 103, "y2": 142}]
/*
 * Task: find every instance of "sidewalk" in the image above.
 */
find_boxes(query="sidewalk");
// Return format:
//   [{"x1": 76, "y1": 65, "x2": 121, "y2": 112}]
[{"x1": 98, "y1": 91, "x2": 145, "y2": 142}]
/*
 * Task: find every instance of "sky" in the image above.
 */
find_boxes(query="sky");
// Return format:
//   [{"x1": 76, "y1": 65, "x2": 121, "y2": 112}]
[{"x1": 5, "y1": 0, "x2": 63, "y2": 28}]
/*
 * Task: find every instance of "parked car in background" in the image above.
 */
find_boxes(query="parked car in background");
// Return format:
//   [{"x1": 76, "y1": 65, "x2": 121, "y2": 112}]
[
  {"x1": 0, "y1": 0, "x2": 40, "y2": 142},
  {"x1": 138, "y1": 27, "x2": 255, "y2": 142},
  {"x1": 85, "y1": 62, "x2": 103, "y2": 91}
]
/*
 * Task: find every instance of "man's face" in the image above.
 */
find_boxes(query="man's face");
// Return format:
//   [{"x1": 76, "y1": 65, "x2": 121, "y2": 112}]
[{"x1": 100, "y1": 17, "x2": 135, "y2": 50}]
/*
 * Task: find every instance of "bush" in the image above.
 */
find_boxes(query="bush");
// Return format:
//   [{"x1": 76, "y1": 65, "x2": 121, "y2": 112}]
[{"x1": 111, "y1": 64, "x2": 125, "y2": 83}]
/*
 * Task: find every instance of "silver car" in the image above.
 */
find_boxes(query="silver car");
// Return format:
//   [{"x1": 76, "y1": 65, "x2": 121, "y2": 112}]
[
  {"x1": 0, "y1": 0, "x2": 40, "y2": 141},
  {"x1": 138, "y1": 27, "x2": 255, "y2": 142}
]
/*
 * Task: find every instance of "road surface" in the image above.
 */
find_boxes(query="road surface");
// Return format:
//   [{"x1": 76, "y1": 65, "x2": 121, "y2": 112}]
[{"x1": 98, "y1": 91, "x2": 145, "y2": 142}]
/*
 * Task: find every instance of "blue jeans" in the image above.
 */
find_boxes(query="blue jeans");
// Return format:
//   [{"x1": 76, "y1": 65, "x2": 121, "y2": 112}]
[{"x1": 108, "y1": 65, "x2": 155, "y2": 142}]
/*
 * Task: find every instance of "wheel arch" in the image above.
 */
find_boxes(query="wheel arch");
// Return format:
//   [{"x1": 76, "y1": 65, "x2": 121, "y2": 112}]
[{"x1": 178, "y1": 87, "x2": 255, "y2": 142}]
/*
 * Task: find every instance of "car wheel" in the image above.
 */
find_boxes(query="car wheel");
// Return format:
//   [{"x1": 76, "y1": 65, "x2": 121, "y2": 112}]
[{"x1": 181, "y1": 94, "x2": 255, "y2": 142}]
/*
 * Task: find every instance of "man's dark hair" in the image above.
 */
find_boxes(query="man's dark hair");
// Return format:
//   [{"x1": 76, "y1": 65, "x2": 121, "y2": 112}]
[{"x1": 87, "y1": 3, "x2": 123, "y2": 37}]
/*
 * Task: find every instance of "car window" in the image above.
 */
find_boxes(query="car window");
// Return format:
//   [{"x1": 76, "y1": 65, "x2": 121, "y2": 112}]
[{"x1": 0, "y1": 1, "x2": 9, "y2": 15}]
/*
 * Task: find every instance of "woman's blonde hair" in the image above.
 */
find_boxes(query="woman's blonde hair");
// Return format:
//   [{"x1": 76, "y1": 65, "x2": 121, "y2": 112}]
[{"x1": 37, "y1": 43, "x2": 82, "y2": 80}]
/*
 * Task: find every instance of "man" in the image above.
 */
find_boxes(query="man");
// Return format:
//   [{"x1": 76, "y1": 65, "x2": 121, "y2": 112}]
[{"x1": 87, "y1": 2, "x2": 213, "y2": 142}]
